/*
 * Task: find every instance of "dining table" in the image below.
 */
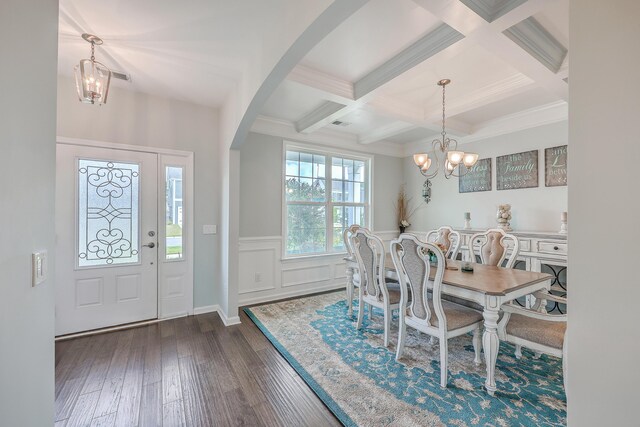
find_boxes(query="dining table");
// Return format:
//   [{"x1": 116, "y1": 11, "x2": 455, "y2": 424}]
[{"x1": 344, "y1": 255, "x2": 552, "y2": 396}]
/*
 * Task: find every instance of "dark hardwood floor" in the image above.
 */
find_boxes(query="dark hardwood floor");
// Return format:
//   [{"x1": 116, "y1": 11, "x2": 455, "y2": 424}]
[{"x1": 55, "y1": 310, "x2": 341, "y2": 426}]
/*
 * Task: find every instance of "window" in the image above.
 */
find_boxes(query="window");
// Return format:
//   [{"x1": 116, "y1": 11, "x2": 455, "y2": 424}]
[
  {"x1": 165, "y1": 166, "x2": 184, "y2": 260},
  {"x1": 285, "y1": 146, "x2": 370, "y2": 256}
]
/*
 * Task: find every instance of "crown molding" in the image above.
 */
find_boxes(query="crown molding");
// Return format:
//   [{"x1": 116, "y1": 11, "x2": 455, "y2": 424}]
[
  {"x1": 459, "y1": 0, "x2": 528, "y2": 23},
  {"x1": 250, "y1": 115, "x2": 404, "y2": 158},
  {"x1": 503, "y1": 17, "x2": 568, "y2": 74}
]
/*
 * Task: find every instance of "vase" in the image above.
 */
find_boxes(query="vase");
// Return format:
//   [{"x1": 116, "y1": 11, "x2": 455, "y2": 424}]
[{"x1": 399, "y1": 226, "x2": 406, "y2": 234}]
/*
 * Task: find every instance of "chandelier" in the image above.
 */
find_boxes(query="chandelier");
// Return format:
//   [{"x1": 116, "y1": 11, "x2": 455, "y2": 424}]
[
  {"x1": 74, "y1": 33, "x2": 111, "y2": 105},
  {"x1": 413, "y1": 79, "x2": 478, "y2": 179}
]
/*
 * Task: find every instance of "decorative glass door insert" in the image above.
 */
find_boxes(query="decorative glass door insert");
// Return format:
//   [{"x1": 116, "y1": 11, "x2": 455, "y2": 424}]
[{"x1": 77, "y1": 159, "x2": 140, "y2": 267}]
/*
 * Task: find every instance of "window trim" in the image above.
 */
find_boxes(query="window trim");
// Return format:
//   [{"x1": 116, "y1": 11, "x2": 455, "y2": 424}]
[{"x1": 282, "y1": 141, "x2": 374, "y2": 259}]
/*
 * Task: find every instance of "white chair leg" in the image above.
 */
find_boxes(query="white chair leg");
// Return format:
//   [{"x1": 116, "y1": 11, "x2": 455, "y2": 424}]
[
  {"x1": 368, "y1": 304, "x2": 373, "y2": 319},
  {"x1": 396, "y1": 315, "x2": 406, "y2": 361},
  {"x1": 439, "y1": 337, "x2": 448, "y2": 388},
  {"x1": 515, "y1": 344, "x2": 522, "y2": 359},
  {"x1": 356, "y1": 297, "x2": 365, "y2": 330},
  {"x1": 383, "y1": 305, "x2": 391, "y2": 347},
  {"x1": 533, "y1": 351, "x2": 542, "y2": 359},
  {"x1": 430, "y1": 336, "x2": 436, "y2": 345},
  {"x1": 472, "y1": 327, "x2": 482, "y2": 365}
]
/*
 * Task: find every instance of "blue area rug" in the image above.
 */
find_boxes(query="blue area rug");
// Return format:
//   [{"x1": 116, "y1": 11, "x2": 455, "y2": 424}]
[{"x1": 245, "y1": 292, "x2": 566, "y2": 426}]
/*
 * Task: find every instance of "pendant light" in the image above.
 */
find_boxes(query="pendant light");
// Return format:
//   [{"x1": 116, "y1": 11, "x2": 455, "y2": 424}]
[
  {"x1": 74, "y1": 33, "x2": 111, "y2": 105},
  {"x1": 413, "y1": 79, "x2": 479, "y2": 179}
]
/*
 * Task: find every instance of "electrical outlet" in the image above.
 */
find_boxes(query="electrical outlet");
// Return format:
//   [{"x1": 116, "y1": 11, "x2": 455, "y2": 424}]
[{"x1": 254, "y1": 272, "x2": 262, "y2": 282}]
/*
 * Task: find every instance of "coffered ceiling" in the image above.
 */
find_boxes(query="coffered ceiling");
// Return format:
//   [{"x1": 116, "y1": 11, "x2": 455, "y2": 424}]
[
  {"x1": 57, "y1": 0, "x2": 568, "y2": 149},
  {"x1": 256, "y1": 0, "x2": 569, "y2": 148}
]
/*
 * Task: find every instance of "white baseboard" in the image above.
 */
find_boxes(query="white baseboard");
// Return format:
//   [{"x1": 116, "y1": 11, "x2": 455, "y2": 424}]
[
  {"x1": 193, "y1": 304, "x2": 219, "y2": 315},
  {"x1": 192, "y1": 304, "x2": 241, "y2": 326},
  {"x1": 219, "y1": 310, "x2": 242, "y2": 326},
  {"x1": 239, "y1": 282, "x2": 345, "y2": 307}
]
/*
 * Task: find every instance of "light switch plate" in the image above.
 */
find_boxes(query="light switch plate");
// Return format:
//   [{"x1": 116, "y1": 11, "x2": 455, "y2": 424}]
[
  {"x1": 202, "y1": 224, "x2": 217, "y2": 235},
  {"x1": 32, "y1": 250, "x2": 48, "y2": 286}
]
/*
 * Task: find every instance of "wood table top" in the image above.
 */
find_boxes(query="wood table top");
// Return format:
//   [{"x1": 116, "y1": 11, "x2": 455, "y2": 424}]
[{"x1": 346, "y1": 255, "x2": 552, "y2": 296}]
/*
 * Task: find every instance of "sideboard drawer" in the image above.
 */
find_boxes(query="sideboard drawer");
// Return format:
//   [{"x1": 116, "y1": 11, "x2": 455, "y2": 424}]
[{"x1": 537, "y1": 241, "x2": 568, "y2": 255}]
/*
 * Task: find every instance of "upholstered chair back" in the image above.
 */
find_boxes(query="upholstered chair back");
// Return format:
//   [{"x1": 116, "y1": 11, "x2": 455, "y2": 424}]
[
  {"x1": 343, "y1": 224, "x2": 367, "y2": 257},
  {"x1": 426, "y1": 226, "x2": 461, "y2": 260},
  {"x1": 390, "y1": 234, "x2": 446, "y2": 329},
  {"x1": 469, "y1": 228, "x2": 520, "y2": 268},
  {"x1": 351, "y1": 229, "x2": 388, "y2": 301}
]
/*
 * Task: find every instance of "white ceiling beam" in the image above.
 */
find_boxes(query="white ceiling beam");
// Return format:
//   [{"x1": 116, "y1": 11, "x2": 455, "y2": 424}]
[
  {"x1": 285, "y1": 23, "x2": 466, "y2": 137},
  {"x1": 287, "y1": 64, "x2": 354, "y2": 103},
  {"x1": 412, "y1": 0, "x2": 568, "y2": 100},
  {"x1": 458, "y1": 0, "x2": 528, "y2": 23},
  {"x1": 294, "y1": 100, "x2": 347, "y2": 133},
  {"x1": 353, "y1": 23, "x2": 464, "y2": 99},
  {"x1": 503, "y1": 16, "x2": 568, "y2": 73}
]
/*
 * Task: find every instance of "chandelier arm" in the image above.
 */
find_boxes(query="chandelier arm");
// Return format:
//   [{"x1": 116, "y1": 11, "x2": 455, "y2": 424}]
[
  {"x1": 421, "y1": 167, "x2": 438, "y2": 180},
  {"x1": 448, "y1": 164, "x2": 472, "y2": 178}
]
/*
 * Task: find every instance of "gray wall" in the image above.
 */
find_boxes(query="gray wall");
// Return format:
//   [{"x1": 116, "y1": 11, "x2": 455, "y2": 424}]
[
  {"x1": 403, "y1": 122, "x2": 568, "y2": 232},
  {"x1": 240, "y1": 132, "x2": 404, "y2": 237},
  {"x1": 0, "y1": 0, "x2": 58, "y2": 424},
  {"x1": 57, "y1": 77, "x2": 220, "y2": 308},
  {"x1": 568, "y1": 1, "x2": 640, "y2": 424}
]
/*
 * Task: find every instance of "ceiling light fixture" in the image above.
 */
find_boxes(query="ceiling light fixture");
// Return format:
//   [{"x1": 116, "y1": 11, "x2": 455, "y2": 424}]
[
  {"x1": 413, "y1": 79, "x2": 479, "y2": 179},
  {"x1": 74, "y1": 33, "x2": 111, "y2": 105}
]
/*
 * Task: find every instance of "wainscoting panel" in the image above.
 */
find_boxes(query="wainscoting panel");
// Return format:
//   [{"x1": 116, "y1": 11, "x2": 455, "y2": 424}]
[{"x1": 238, "y1": 231, "x2": 399, "y2": 306}]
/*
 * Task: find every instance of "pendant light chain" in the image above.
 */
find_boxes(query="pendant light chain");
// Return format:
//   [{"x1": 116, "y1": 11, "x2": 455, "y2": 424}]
[{"x1": 90, "y1": 41, "x2": 95, "y2": 62}]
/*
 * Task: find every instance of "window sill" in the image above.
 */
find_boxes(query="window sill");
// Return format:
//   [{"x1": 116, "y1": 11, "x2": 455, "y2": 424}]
[{"x1": 281, "y1": 251, "x2": 348, "y2": 263}]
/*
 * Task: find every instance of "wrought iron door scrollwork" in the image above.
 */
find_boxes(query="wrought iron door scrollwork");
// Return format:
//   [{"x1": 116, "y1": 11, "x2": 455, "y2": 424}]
[{"x1": 78, "y1": 160, "x2": 139, "y2": 266}]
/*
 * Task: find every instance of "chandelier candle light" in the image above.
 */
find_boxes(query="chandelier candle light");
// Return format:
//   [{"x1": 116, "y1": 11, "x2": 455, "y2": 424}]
[
  {"x1": 74, "y1": 33, "x2": 111, "y2": 105},
  {"x1": 413, "y1": 79, "x2": 479, "y2": 179}
]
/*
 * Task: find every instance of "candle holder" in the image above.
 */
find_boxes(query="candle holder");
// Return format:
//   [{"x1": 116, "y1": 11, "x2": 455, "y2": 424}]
[
  {"x1": 559, "y1": 211, "x2": 568, "y2": 234},
  {"x1": 464, "y1": 212, "x2": 471, "y2": 230}
]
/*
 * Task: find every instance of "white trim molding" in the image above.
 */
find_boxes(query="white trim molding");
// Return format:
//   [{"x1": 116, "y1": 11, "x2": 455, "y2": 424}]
[
  {"x1": 193, "y1": 304, "x2": 241, "y2": 326},
  {"x1": 237, "y1": 230, "x2": 399, "y2": 307}
]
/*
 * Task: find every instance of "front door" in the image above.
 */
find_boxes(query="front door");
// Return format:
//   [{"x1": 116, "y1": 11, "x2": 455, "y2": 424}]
[{"x1": 55, "y1": 144, "x2": 158, "y2": 335}]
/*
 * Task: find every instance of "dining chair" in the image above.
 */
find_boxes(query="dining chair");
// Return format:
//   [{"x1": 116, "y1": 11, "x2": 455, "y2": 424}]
[
  {"x1": 468, "y1": 228, "x2": 520, "y2": 268},
  {"x1": 497, "y1": 291, "x2": 567, "y2": 391},
  {"x1": 426, "y1": 226, "x2": 461, "y2": 260},
  {"x1": 391, "y1": 234, "x2": 483, "y2": 388},
  {"x1": 351, "y1": 228, "x2": 400, "y2": 347},
  {"x1": 343, "y1": 224, "x2": 367, "y2": 316}
]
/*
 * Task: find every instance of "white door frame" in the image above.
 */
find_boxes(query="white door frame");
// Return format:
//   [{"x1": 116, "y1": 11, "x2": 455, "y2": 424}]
[{"x1": 57, "y1": 136, "x2": 195, "y2": 320}]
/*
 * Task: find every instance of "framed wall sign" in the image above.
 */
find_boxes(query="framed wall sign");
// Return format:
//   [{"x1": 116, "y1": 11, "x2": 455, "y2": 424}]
[
  {"x1": 496, "y1": 150, "x2": 539, "y2": 190},
  {"x1": 545, "y1": 145, "x2": 567, "y2": 187},
  {"x1": 459, "y1": 158, "x2": 492, "y2": 193}
]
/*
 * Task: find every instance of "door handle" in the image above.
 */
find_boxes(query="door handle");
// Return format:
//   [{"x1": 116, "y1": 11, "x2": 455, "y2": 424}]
[{"x1": 143, "y1": 242, "x2": 156, "y2": 248}]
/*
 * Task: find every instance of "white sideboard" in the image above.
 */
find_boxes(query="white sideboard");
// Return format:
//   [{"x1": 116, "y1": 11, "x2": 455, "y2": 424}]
[{"x1": 456, "y1": 229, "x2": 568, "y2": 312}]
